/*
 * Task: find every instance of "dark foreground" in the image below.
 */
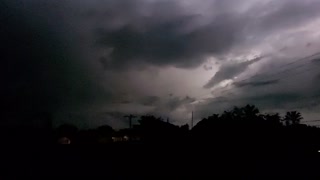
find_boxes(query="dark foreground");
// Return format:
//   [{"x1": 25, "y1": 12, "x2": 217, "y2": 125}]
[
  {"x1": 3, "y1": 143, "x2": 320, "y2": 179},
  {"x1": 2, "y1": 106, "x2": 320, "y2": 178}
]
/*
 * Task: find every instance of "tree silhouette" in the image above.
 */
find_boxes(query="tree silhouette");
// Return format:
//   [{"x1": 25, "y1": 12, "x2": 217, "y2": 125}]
[
  {"x1": 262, "y1": 113, "x2": 282, "y2": 127},
  {"x1": 243, "y1": 104, "x2": 260, "y2": 118},
  {"x1": 138, "y1": 115, "x2": 180, "y2": 142},
  {"x1": 96, "y1": 125, "x2": 114, "y2": 144},
  {"x1": 180, "y1": 124, "x2": 189, "y2": 131},
  {"x1": 232, "y1": 106, "x2": 244, "y2": 119},
  {"x1": 220, "y1": 110, "x2": 234, "y2": 122},
  {"x1": 284, "y1": 111, "x2": 303, "y2": 126},
  {"x1": 97, "y1": 125, "x2": 114, "y2": 135},
  {"x1": 220, "y1": 105, "x2": 261, "y2": 126},
  {"x1": 192, "y1": 113, "x2": 220, "y2": 133}
]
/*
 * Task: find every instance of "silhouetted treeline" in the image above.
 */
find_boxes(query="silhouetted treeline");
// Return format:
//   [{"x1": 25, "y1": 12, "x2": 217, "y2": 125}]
[
  {"x1": 192, "y1": 105, "x2": 320, "y2": 155},
  {"x1": 3, "y1": 104, "x2": 320, "y2": 154},
  {"x1": 43, "y1": 104, "x2": 320, "y2": 154},
  {"x1": 53, "y1": 115, "x2": 190, "y2": 145}
]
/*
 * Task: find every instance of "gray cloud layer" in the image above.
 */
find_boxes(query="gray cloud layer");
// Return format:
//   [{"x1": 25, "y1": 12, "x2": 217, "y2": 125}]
[{"x1": 2, "y1": 0, "x2": 320, "y2": 128}]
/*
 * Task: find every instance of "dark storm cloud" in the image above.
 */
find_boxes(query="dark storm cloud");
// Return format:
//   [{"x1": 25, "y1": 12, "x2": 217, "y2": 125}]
[
  {"x1": 83, "y1": 0, "x2": 320, "y2": 125},
  {"x1": 1, "y1": 1, "x2": 66, "y2": 113},
  {"x1": 95, "y1": 14, "x2": 242, "y2": 69},
  {"x1": 312, "y1": 58, "x2": 320, "y2": 63},
  {"x1": 245, "y1": 93, "x2": 302, "y2": 107},
  {"x1": 165, "y1": 96, "x2": 196, "y2": 111},
  {"x1": 140, "y1": 96, "x2": 160, "y2": 106},
  {"x1": 3, "y1": 0, "x2": 320, "y2": 128},
  {"x1": 234, "y1": 79, "x2": 279, "y2": 88},
  {"x1": 0, "y1": 0, "x2": 110, "y2": 127},
  {"x1": 213, "y1": 92, "x2": 302, "y2": 106},
  {"x1": 252, "y1": 0, "x2": 320, "y2": 34},
  {"x1": 145, "y1": 95, "x2": 197, "y2": 116},
  {"x1": 91, "y1": 0, "x2": 320, "y2": 71},
  {"x1": 204, "y1": 57, "x2": 263, "y2": 88}
]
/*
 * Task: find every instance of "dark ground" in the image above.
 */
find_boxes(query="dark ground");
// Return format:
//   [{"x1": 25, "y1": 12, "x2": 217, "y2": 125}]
[{"x1": 3, "y1": 143, "x2": 320, "y2": 179}]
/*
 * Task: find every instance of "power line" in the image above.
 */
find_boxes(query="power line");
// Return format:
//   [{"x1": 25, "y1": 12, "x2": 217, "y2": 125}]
[
  {"x1": 191, "y1": 111, "x2": 194, "y2": 129},
  {"x1": 242, "y1": 51, "x2": 320, "y2": 83},
  {"x1": 195, "y1": 70, "x2": 318, "y2": 105},
  {"x1": 241, "y1": 60, "x2": 318, "y2": 83},
  {"x1": 277, "y1": 52, "x2": 320, "y2": 68},
  {"x1": 194, "y1": 51, "x2": 320, "y2": 102},
  {"x1": 220, "y1": 56, "x2": 319, "y2": 95},
  {"x1": 190, "y1": 94, "x2": 320, "y2": 127},
  {"x1": 303, "y1": 120, "x2": 320, "y2": 123},
  {"x1": 187, "y1": 52, "x2": 320, "y2": 125},
  {"x1": 194, "y1": 62, "x2": 320, "y2": 124},
  {"x1": 192, "y1": 89, "x2": 320, "y2": 113}
]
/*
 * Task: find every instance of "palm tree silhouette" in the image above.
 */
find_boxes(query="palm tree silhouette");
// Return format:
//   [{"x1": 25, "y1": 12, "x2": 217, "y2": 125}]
[
  {"x1": 284, "y1": 111, "x2": 303, "y2": 126},
  {"x1": 232, "y1": 106, "x2": 244, "y2": 119},
  {"x1": 243, "y1": 104, "x2": 259, "y2": 117},
  {"x1": 262, "y1": 113, "x2": 281, "y2": 127}
]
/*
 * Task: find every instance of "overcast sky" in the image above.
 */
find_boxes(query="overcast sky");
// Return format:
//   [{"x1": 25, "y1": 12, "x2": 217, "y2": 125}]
[{"x1": 2, "y1": 0, "x2": 320, "y2": 129}]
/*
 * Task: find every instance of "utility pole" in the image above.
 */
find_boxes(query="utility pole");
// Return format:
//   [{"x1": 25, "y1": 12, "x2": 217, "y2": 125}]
[
  {"x1": 191, "y1": 111, "x2": 194, "y2": 129},
  {"x1": 124, "y1": 114, "x2": 136, "y2": 129}
]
